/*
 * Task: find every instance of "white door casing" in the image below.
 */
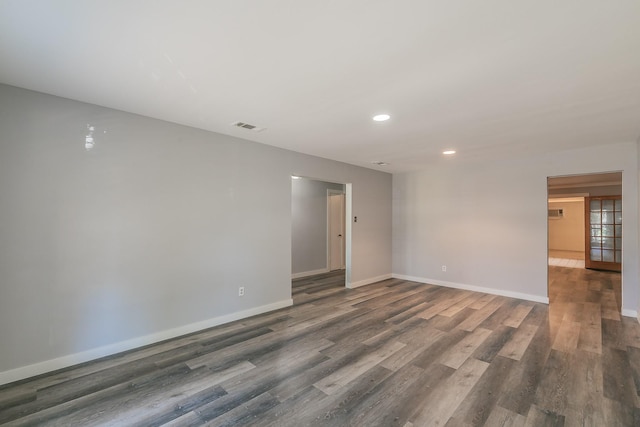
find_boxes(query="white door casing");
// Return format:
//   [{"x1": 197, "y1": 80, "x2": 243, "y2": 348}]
[{"x1": 328, "y1": 191, "x2": 345, "y2": 271}]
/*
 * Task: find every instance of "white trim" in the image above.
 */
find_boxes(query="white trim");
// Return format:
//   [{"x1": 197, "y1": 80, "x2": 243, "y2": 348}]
[
  {"x1": 621, "y1": 308, "x2": 638, "y2": 318},
  {"x1": 327, "y1": 189, "x2": 346, "y2": 272},
  {"x1": 291, "y1": 268, "x2": 330, "y2": 279},
  {"x1": 392, "y1": 274, "x2": 549, "y2": 304},
  {"x1": 345, "y1": 183, "x2": 353, "y2": 288},
  {"x1": 0, "y1": 299, "x2": 292, "y2": 386},
  {"x1": 348, "y1": 273, "x2": 392, "y2": 289},
  {"x1": 548, "y1": 197, "x2": 585, "y2": 203}
]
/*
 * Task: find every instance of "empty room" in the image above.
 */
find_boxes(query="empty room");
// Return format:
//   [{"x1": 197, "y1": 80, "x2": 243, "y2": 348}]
[{"x1": 1, "y1": 1, "x2": 640, "y2": 426}]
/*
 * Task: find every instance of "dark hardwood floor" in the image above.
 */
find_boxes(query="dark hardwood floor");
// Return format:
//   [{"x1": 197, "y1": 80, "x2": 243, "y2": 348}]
[{"x1": 1, "y1": 267, "x2": 639, "y2": 426}]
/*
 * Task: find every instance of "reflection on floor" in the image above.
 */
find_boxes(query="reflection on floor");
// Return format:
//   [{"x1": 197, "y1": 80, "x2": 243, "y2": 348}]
[
  {"x1": 292, "y1": 270, "x2": 345, "y2": 304},
  {"x1": 549, "y1": 264, "x2": 622, "y2": 315}
]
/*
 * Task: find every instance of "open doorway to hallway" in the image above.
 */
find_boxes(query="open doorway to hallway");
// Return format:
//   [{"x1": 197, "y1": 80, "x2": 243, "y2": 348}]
[
  {"x1": 291, "y1": 176, "x2": 347, "y2": 294},
  {"x1": 547, "y1": 172, "x2": 622, "y2": 314}
]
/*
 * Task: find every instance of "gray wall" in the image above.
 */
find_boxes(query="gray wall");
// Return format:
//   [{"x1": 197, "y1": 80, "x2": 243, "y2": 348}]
[
  {"x1": 0, "y1": 84, "x2": 392, "y2": 383},
  {"x1": 393, "y1": 142, "x2": 639, "y2": 314},
  {"x1": 291, "y1": 178, "x2": 344, "y2": 276}
]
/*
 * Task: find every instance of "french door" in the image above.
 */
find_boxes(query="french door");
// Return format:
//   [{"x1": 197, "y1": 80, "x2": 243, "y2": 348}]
[{"x1": 585, "y1": 196, "x2": 622, "y2": 272}]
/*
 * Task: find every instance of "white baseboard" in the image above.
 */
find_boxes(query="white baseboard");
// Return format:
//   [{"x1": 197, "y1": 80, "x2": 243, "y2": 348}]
[
  {"x1": 392, "y1": 274, "x2": 549, "y2": 304},
  {"x1": 291, "y1": 268, "x2": 330, "y2": 279},
  {"x1": 0, "y1": 298, "x2": 293, "y2": 387},
  {"x1": 349, "y1": 273, "x2": 393, "y2": 289},
  {"x1": 621, "y1": 308, "x2": 639, "y2": 318}
]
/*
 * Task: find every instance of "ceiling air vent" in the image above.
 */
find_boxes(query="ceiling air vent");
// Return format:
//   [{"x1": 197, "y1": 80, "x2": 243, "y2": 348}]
[{"x1": 231, "y1": 121, "x2": 266, "y2": 132}]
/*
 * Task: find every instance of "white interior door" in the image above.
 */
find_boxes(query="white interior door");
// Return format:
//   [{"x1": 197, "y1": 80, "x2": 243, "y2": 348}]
[{"x1": 329, "y1": 192, "x2": 345, "y2": 271}]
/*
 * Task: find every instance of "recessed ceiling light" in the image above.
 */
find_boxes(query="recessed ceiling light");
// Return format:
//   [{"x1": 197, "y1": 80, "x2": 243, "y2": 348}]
[
  {"x1": 443, "y1": 150, "x2": 456, "y2": 155},
  {"x1": 372, "y1": 114, "x2": 390, "y2": 122}
]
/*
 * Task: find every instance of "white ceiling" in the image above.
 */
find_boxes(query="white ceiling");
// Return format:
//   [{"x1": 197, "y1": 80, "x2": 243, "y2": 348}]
[{"x1": 1, "y1": 1, "x2": 639, "y2": 173}]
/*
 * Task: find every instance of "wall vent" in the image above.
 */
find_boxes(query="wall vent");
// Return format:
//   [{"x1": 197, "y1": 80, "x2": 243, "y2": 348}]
[
  {"x1": 548, "y1": 208, "x2": 564, "y2": 218},
  {"x1": 231, "y1": 121, "x2": 266, "y2": 132}
]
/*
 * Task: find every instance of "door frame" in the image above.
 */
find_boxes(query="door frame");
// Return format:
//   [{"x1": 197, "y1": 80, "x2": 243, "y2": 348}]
[
  {"x1": 291, "y1": 176, "x2": 353, "y2": 288},
  {"x1": 327, "y1": 189, "x2": 346, "y2": 271},
  {"x1": 547, "y1": 171, "x2": 624, "y2": 314}
]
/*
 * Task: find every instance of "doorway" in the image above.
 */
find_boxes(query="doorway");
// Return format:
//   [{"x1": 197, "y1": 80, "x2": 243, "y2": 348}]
[
  {"x1": 291, "y1": 176, "x2": 349, "y2": 291},
  {"x1": 547, "y1": 172, "x2": 623, "y2": 313}
]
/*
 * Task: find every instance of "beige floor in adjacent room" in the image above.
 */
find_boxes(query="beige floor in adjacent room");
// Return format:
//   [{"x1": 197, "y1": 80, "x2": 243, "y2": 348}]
[{"x1": 548, "y1": 249, "x2": 585, "y2": 269}]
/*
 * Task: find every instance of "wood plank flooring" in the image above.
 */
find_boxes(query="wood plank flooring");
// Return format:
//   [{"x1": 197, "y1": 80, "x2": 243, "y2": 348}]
[{"x1": 1, "y1": 267, "x2": 639, "y2": 426}]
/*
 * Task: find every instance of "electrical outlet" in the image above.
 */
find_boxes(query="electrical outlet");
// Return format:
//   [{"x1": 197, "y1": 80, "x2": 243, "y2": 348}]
[
  {"x1": 442, "y1": 265, "x2": 447, "y2": 272},
  {"x1": 238, "y1": 286, "x2": 245, "y2": 297}
]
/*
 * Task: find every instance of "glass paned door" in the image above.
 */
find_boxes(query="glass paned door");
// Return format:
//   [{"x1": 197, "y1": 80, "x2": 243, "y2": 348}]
[{"x1": 585, "y1": 196, "x2": 622, "y2": 272}]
